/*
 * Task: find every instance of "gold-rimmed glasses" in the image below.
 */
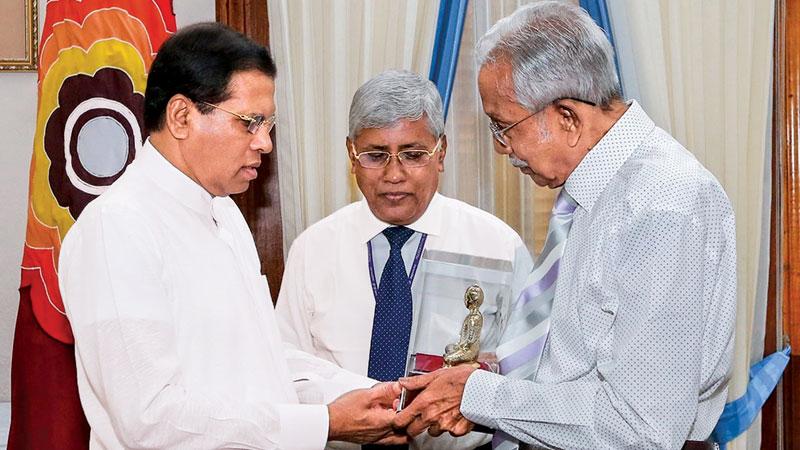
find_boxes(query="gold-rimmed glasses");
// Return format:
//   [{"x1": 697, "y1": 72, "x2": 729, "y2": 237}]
[
  {"x1": 350, "y1": 138, "x2": 443, "y2": 169},
  {"x1": 488, "y1": 97, "x2": 596, "y2": 147},
  {"x1": 197, "y1": 101, "x2": 276, "y2": 135}
]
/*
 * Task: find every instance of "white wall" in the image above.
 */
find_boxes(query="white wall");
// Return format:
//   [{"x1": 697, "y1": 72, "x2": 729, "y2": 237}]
[
  {"x1": 174, "y1": 1, "x2": 217, "y2": 29},
  {"x1": 0, "y1": 72, "x2": 37, "y2": 402},
  {"x1": 0, "y1": 0, "x2": 215, "y2": 401}
]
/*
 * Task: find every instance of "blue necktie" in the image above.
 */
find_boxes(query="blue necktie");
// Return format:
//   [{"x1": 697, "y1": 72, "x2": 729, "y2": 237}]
[{"x1": 367, "y1": 226, "x2": 415, "y2": 382}]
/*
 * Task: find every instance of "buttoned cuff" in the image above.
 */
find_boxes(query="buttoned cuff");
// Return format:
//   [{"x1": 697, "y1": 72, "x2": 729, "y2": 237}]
[
  {"x1": 460, "y1": 369, "x2": 506, "y2": 429},
  {"x1": 277, "y1": 404, "x2": 328, "y2": 450}
]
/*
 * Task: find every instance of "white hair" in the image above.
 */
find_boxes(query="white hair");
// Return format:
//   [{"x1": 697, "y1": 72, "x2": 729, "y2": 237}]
[
  {"x1": 476, "y1": 1, "x2": 621, "y2": 111},
  {"x1": 348, "y1": 69, "x2": 445, "y2": 139}
]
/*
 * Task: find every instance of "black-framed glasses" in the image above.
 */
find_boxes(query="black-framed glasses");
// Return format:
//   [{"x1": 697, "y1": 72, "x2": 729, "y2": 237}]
[
  {"x1": 350, "y1": 138, "x2": 443, "y2": 169},
  {"x1": 488, "y1": 97, "x2": 596, "y2": 147},
  {"x1": 197, "y1": 101, "x2": 276, "y2": 135}
]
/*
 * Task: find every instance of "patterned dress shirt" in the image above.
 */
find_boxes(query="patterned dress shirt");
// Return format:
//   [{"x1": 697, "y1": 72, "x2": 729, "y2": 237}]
[{"x1": 461, "y1": 101, "x2": 737, "y2": 449}]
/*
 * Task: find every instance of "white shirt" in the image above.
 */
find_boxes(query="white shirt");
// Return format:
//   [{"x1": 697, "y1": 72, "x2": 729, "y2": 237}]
[
  {"x1": 276, "y1": 193, "x2": 534, "y2": 449},
  {"x1": 461, "y1": 101, "x2": 737, "y2": 449},
  {"x1": 60, "y1": 140, "x2": 373, "y2": 450}
]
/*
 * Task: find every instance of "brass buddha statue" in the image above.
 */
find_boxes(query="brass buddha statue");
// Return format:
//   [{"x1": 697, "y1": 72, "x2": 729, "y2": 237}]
[{"x1": 443, "y1": 284, "x2": 484, "y2": 367}]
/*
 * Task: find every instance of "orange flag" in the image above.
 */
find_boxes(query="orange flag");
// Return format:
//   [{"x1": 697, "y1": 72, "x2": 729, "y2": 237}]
[
  {"x1": 11, "y1": 2, "x2": 175, "y2": 447},
  {"x1": 21, "y1": 0, "x2": 176, "y2": 343}
]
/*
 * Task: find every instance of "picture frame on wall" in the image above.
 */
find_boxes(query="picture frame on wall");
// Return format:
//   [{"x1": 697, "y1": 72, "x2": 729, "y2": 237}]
[{"x1": 0, "y1": 0, "x2": 38, "y2": 71}]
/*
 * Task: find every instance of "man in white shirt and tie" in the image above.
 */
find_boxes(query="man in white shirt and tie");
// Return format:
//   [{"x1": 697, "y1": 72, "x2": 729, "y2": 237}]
[
  {"x1": 59, "y1": 23, "x2": 406, "y2": 449},
  {"x1": 395, "y1": 3, "x2": 736, "y2": 449},
  {"x1": 275, "y1": 70, "x2": 534, "y2": 449}
]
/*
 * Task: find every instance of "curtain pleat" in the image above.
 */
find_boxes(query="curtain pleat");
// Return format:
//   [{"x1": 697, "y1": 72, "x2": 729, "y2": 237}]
[{"x1": 606, "y1": 1, "x2": 774, "y2": 447}]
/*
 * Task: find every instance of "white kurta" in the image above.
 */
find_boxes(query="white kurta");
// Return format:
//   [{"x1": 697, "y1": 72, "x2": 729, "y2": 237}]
[
  {"x1": 60, "y1": 140, "x2": 373, "y2": 450},
  {"x1": 276, "y1": 193, "x2": 534, "y2": 449}
]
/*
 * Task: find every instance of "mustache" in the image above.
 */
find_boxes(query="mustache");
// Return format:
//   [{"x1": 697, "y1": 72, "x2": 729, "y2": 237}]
[{"x1": 509, "y1": 155, "x2": 529, "y2": 168}]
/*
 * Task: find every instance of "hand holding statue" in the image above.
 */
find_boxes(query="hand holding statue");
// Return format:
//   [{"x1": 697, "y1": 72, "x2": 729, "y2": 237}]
[{"x1": 393, "y1": 365, "x2": 478, "y2": 438}]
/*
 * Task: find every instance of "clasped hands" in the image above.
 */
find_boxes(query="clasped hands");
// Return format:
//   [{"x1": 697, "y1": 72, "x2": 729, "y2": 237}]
[{"x1": 327, "y1": 364, "x2": 478, "y2": 445}]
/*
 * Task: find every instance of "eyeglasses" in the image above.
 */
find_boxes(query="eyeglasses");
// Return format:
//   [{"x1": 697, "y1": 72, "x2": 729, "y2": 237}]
[
  {"x1": 351, "y1": 138, "x2": 443, "y2": 169},
  {"x1": 488, "y1": 97, "x2": 596, "y2": 147},
  {"x1": 197, "y1": 101, "x2": 276, "y2": 135}
]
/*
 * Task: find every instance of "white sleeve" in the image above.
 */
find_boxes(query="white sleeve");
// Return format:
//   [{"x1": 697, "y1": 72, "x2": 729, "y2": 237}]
[{"x1": 285, "y1": 348, "x2": 376, "y2": 405}]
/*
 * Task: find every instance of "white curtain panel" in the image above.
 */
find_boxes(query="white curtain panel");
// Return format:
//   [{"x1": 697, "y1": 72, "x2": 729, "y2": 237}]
[
  {"x1": 268, "y1": 0, "x2": 440, "y2": 253},
  {"x1": 607, "y1": 1, "x2": 775, "y2": 448},
  {"x1": 442, "y1": 0, "x2": 576, "y2": 257}
]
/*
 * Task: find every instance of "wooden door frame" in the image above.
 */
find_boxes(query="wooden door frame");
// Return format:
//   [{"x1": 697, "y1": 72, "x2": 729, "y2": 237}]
[
  {"x1": 764, "y1": 0, "x2": 799, "y2": 448},
  {"x1": 216, "y1": 0, "x2": 285, "y2": 299}
]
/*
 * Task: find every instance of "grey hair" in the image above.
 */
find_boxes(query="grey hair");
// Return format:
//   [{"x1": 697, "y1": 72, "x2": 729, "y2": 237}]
[
  {"x1": 348, "y1": 69, "x2": 445, "y2": 140},
  {"x1": 476, "y1": 1, "x2": 621, "y2": 112}
]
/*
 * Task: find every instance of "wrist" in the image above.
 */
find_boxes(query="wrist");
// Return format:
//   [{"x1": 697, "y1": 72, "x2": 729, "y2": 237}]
[{"x1": 327, "y1": 402, "x2": 343, "y2": 441}]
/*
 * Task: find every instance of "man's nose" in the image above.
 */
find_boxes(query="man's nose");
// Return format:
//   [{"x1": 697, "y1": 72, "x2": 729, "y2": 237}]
[
  {"x1": 252, "y1": 127, "x2": 273, "y2": 154},
  {"x1": 383, "y1": 155, "x2": 407, "y2": 181}
]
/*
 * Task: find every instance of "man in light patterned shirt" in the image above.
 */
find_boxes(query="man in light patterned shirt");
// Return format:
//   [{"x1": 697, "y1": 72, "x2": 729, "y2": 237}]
[{"x1": 395, "y1": 2, "x2": 736, "y2": 449}]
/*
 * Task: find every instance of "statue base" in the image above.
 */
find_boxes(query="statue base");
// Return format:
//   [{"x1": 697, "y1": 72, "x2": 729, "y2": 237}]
[{"x1": 410, "y1": 353, "x2": 493, "y2": 374}]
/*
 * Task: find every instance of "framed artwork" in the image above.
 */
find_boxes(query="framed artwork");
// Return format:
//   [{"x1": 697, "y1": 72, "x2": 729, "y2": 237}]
[{"x1": 0, "y1": 0, "x2": 38, "y2": 71}]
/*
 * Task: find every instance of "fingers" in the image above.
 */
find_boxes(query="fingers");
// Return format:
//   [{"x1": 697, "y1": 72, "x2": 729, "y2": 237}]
[
  {"x1": 383, "y1": 380, "x2": 402, "y2": 397},
  {"x1": 392, "y1": 408, "x2": 416, "y2": 432},
  {"x1": 447, "y1": 416, "x2": 474, "y2": 437},
  {"x1": 356, "y1": 405, "x2": 406, "y2": 444},
  {"x1": 393, "y1": 367, "x2": 475, "y2": 439},
  {"x1": 328, "y1": 386, "x2": 409, "y2": 444},
  {"x1": 392, "y1": 381, "x2": 402, "y2": 394},
  {"x1": 404, "y1": 408, "x2": 432, "y2": 437},
  {"x1": 393, "y1": 391, "x2": 434, "y2": 436},
  {"x1": 374, "y1": 433, "x2": 411, "y2": 445},
  {"x1": 370, "y1": 403, "x2": 400, "y2": 425},
  {"x1": 393, "y1": 379, "x2": 445, "y2": 431},
  {"x1": 428, "y1": 423, "x2": 444, "y2": 437},
  {"x1": 393, "y1": 396, "x2": 434, "y2": 438},
  {"x1": 400, "y1": 400, "x2": 475, "y2": 439},
  {"x1": 398, "y1": 370, "x2": 437, "y2": 391},
  {"x1": 370, "y1": 381, "x2": 401, "y2": 408},
  {"x1": 423, "y1": 412, "x2": 473, "y2": 438}
]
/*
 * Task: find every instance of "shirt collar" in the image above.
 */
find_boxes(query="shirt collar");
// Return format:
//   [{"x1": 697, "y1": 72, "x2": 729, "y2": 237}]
[
  {"x1": 138, "y1": 139, "x2": 214, "y2": 220},
  {"x1": 564, "y1": 100, "x2": 655, "y2": 212},
  {"x1": 354, "y1": 192, "x2": 444, "y2": 243}
]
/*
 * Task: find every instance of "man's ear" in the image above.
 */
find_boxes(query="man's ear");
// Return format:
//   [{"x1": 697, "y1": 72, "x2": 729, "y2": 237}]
[
  {"x1": 437, "y1": 134, "x2": 448, "y2": 173},
  {"x1": 164, "y1": 94, "x2": 192, "y2": 140},
  {"x1": 556, "y1": 103, "x2": 582, "y2": 148},
  {"x1": 346, "y1": 137, "x2": 357, "y2": 174}
]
